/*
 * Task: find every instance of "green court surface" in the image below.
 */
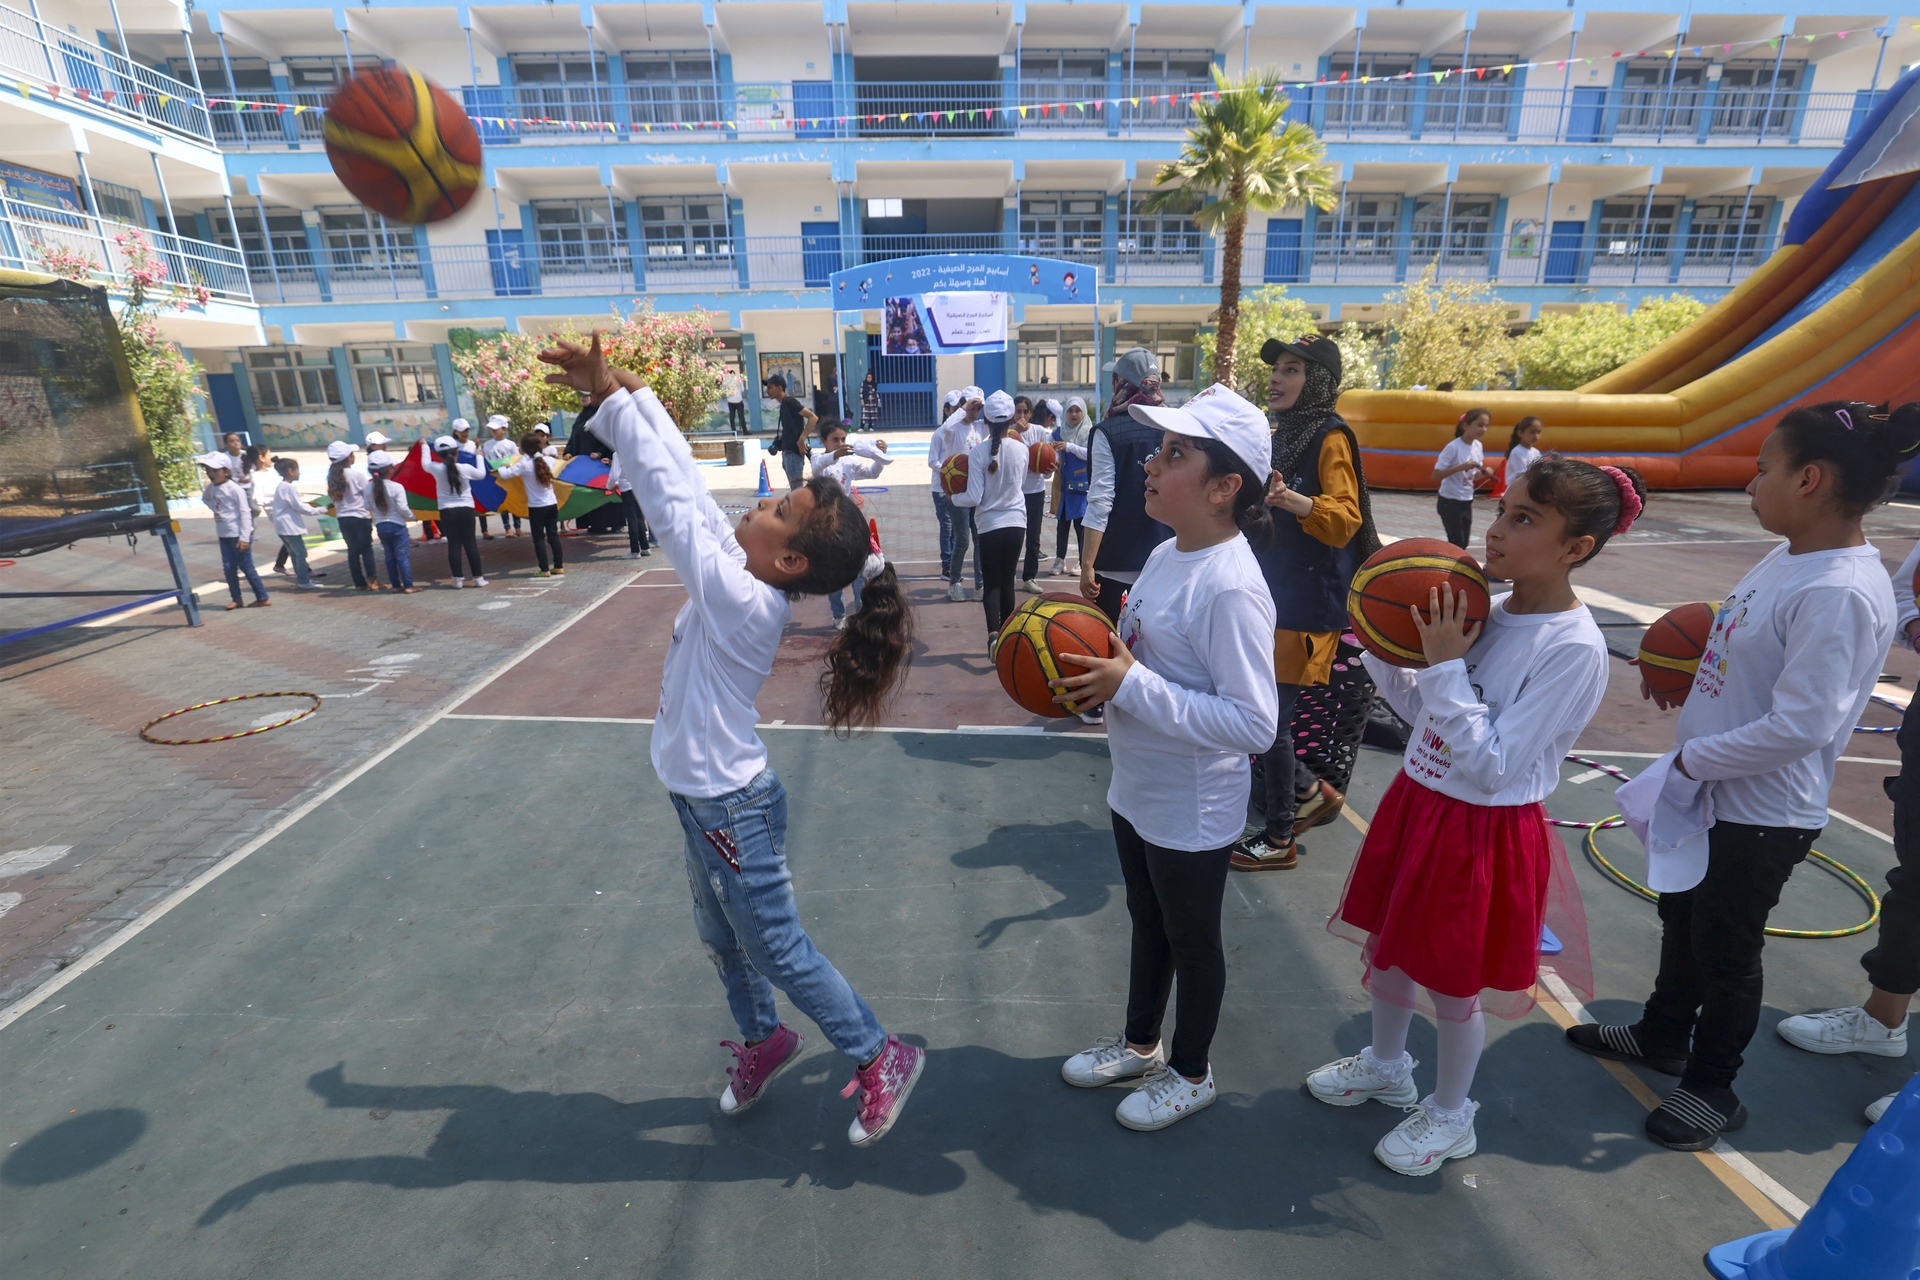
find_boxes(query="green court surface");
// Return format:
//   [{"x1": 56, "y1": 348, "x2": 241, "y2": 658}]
[{"x1": 1, "y1": 698, "x2": 1907, "y2": 1277}]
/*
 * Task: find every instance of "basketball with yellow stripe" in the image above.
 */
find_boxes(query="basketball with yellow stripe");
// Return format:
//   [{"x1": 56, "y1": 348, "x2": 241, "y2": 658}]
[
  {"x1": 1637, "y1": 602, "x2": 1715, "y2": 705},
  {"x1": 995, "y1": 593, "x2": 1117, "y2": 718},
  {"x1": 1345, "y1": 538, "x2": 1491, "y2": 668},
  {"x1": 324, "y1": 66, "x2": 482, "y2": 224},
  {"x1": 940, "y1": 452, "x2": 970, "y2": 496}
]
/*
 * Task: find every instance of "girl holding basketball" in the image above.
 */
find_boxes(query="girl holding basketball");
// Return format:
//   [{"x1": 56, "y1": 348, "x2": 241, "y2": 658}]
[
  {"x1": 538, "y1": 333, "x2": 925, "y2": 1148},
  {"x1": 1433, "y1": 408, "x2": 1494, "y2": 550},
  {"x1": 950, "y1": 391, "x2": 1030, "y2": 647},
  {"x1": 1049, "y1": 383, "x2": 1280, "y2": 1132},
  {"x1": 1572, "y1": 402, "x2": 1917, "y2": 1150},
  {"x1": 1308, "y1": 455, "x2": 1644, "y2": 1175}
]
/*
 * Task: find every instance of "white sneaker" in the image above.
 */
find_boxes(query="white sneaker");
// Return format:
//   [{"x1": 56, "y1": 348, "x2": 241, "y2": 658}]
[
  {"x1": 1374, "y1": 1098, "x2": 1478, "y2": 1176},
  {"x1": 1115, "y1": 1063, "x2": 1215, "y2": 1131},
  {"x1": 1306, "y1": 1050, "x2": 1420, "y2": 1108},
  {"x1": 1777, "y1": 1007, "x2": 1909, "y2": 1057},
  {"x1": 1021, "y1": 579, "x2": 1043, "y2": 595},
  {"x1": 622, "y1": 551, "x2": 643, "y2": 560},
  {"x1": 947, "y1": 582, "x2": 966, "y2": 602},
  {"x1": 473, "y1": 576, "x2": 489, "y2": 587},
  {"x1": 1868, "y1": 1091, "x2": 1900, "y2": 1124},
  {"x1": 1050, "y1": 559, "x2": 1067, "y2": 575},
  {"x1": 451, "y1": 578, "x2": 464, "y2": 589},
  {"x1": 1061, "y1": 1034, "x2": 1166, "y2": 1088},
  {"x1": 833, "y1": 616, "x2": 847, "y2": 631}
]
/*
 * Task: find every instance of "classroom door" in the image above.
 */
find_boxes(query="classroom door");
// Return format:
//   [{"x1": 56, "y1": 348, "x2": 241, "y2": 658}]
[
  {"x1": 1544, "y1": 221, "x2": 1586, "y2": 284},
  {"x1": 1263, "y1": 218, "x2": 1302, "y2": 283},
  {"x1": 800, "y1": 221, "x2": 840, "y2": 288},
  {"x1": 205, "y1": 373, "x2": 249, "y2": 440},
  {"x1": 487, "y1": 229, "x2": 533, "y2": 296}
]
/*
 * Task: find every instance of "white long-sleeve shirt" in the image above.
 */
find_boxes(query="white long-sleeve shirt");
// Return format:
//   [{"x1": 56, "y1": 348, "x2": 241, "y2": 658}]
[
  {"x1": 370, "y1": 479, "x2": 412, "y2": 526},
  {"x1": 1107, "y1": 535, "x2": 1280, "y2": 850},
  {"x1": 420, "y1": 451, "x2": 487, "y2": 510},
  {"x1": 204, "y1": 478, "x2": 253, "y2": 542},
  {"x1": 268, "y1": 479, "x2": 309, "y2": 538},
  {"x1": 497, "y1": 453, "x2": 558, "y2": 507},
  {"x1": 950, "y1": 432, "x2": 1030, "y2": 533},
  {"x1": 328, "y1": 465, "x2": 372, "y2": 520},
  {"x1": 1675, "y1": 541, "x2": 1895, "y2": 828},
  {"x1": 1020, "y1": 425, "x2": 1052, "y2": 495},
  {"x1": 482, "y1": 437, "x2": 518, "y2": 468},
  {"x1": 592, "y1": 385, "x2": 791, "y2": 800},
  {"x1": 1363, "y1": 595, "x2": 1609, "y2": 807},
  {"x1": 1892, "y1": 538, "x2": 1920, "y2": 650},
  {"x1": 928, "y1": 408, "x2": 982, "y2": 493},
  {"x1": 810, "y1": 436, "x2": 891, "y2": 490}
]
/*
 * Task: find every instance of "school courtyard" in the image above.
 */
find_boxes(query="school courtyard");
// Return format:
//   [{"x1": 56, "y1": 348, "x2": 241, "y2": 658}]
[{"x1": 0, "y1": 479, "x2": 1914, "y2": 1278}]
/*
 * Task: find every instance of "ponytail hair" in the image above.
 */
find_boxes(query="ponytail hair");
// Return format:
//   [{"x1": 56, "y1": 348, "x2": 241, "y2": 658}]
[
  {"x1": 327, "y1": 459, "x2": 348, "y2": 501},
  {"x1": 437, "y1": 446, "x2": 466, "y2": 495},
  {"x1": 519, "y1": 432, "x2": 553, "y2": 486},
  {"x1": 1193, "y1": 437, "x2": 1274, "y2": 551},
  {"x1": 787, "y1": 476, "x2": 915, "y2": 733},
  {"x1": 370, "y1": 468, "x2": 392, "y2": 514},
  {"x1": 1775, "y1": 400, "x2": 1920, "y2": 517},
  {"x1": 1521, "y1": 455, "x2": 1647, "y2": 566},
  {"x1": 1508, "y1": 415, "x2": 1543, "y2": 452},
  {"x1": 1455, "y1": 407, "x2": 1491, "y2": 439},
  {"x1": 987, "y1": 416, "x2": 1010, "y2": 473}
]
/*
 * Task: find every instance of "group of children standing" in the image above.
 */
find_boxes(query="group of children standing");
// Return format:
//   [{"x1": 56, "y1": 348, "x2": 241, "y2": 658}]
[{"x1": 1431, "y1": 407, "x2": 1545, "y2": 551}]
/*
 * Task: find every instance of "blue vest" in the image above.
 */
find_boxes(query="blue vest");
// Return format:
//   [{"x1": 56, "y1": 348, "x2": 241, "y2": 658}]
[
  {"x1": 1089, "y1": 411, "x2": 1173, "y2": 574},
  {"x1": 1257, "y1": 419, "x2": 1374, "y2": 633},
  {"x1": 1055, "y1": 429, "x2": 1090, "y2": 493}
]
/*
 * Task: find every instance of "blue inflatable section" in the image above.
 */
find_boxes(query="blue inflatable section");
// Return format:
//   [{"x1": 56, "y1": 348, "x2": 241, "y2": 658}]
[
  {"x1": 1782, "y1": 65, "x2": 1920, "y2": 244},
  {"x1": 1732, "y1": 178, "x2": 1920, "y2": 361}
]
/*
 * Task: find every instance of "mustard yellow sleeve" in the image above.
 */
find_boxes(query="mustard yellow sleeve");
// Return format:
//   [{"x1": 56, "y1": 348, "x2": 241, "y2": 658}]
[{"x1": 1297, "y1": 430, "x2": 1363, "y2": 548}]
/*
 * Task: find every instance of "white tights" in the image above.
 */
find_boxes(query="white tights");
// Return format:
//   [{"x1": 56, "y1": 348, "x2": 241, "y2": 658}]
[{"x1": 1367, "y1": 965, "x2": 1485, "y2": 1113}]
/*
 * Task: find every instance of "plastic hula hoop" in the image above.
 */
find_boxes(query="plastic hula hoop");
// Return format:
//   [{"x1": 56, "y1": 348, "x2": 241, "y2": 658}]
[
  {"x1": 1552, "y1": 754, "x2": 1881, "y2": 939},
  {"x1": 140, "y1": 692, "x2": 321, "y2": 745}
]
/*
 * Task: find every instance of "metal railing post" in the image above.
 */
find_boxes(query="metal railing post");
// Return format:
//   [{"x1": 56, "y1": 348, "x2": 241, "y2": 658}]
[{"x1": 1758, "y1": 32, "x2": 1788, "y2": 144}]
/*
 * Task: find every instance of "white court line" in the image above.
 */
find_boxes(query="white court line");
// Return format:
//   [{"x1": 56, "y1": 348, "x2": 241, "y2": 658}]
[
  {"x1": 443, "y1": 712, "x2": 1106, "y2": 738},
  {"x1": 1535, "y1": 969, "x2": 1810, "y2": 1223},
  {"x1": 1574, "y1": 749, "x2": 1898, "y2": 768},
  {"x1": 0, "y1": 568, "x2": 644, "y2": 1035}
]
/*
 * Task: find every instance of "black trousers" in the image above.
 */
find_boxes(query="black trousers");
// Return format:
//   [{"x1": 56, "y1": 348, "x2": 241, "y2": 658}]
[
  {"x1": 1022, "y1": 491, "x2": 1046, "y2": 581},
  {"x1": 1639, "y1": 820, "x2": 1820, "y2": 1091},
  {"x1": 1866, "y1": 694, "x2": 1920, "y2": 993},
  {"x1": 727, "y1": 401, "x2": 747, "y2": 433},
  {"x1": 528, "y1": 505, "x2": 563, "y2": 572},
  {"x1": 976, "y1": 525, "x2": 1024, "y2": 635},
  {"x1": 337, "y1": 515, "x2": 377, "y2": 588},
  {"x1": 1092, "y1": 573, "x2": 1129, "y2": 624},
  {"x1": 621, "y1": 491, "x2": 652, "y2": 553},
  {"x1": 1114, "y1": 811, "x2": 1233, "y2": 1079},
  {"x1": 1257, "y1": 683, "x2": 1306, "y2": 844},
  {"x1": 441, "y1": 507, "x2": 483, "y2": 579},
  {"x1": 1055, "y1": 515, "x2": 1084, "y2": 562},
  {"x1": 1436, "y1": 495, "x2": 1474, "y2": 549}
]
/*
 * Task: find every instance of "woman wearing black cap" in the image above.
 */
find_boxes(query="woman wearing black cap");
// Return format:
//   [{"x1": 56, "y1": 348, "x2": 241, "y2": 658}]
[{"x1": 1231, "y1": 335, "x2": 1382, "y2": 871}]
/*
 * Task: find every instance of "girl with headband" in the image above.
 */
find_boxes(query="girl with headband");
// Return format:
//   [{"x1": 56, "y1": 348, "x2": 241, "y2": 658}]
[{"x1": 1306, "y1": 455, "x2": 1645, "y2": 1177}]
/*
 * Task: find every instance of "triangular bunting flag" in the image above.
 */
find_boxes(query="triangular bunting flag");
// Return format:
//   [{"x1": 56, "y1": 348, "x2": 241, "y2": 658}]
[
  {"x1": 13, "y1": 81, "x2": 27, "y2": 99},
  {"x1": 48, "y1": 85, "x2": 60, "y2": 100}
]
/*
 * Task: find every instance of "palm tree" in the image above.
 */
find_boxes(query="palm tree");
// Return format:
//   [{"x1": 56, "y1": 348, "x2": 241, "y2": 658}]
[{"x1": 1142, "y1": 67, "x2": 1337, "y2": 380}]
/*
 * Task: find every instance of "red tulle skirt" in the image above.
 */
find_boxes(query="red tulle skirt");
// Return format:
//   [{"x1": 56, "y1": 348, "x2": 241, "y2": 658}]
[{"x1": 1328, "y1": 770, "x2": 1593, "y2": 1021}]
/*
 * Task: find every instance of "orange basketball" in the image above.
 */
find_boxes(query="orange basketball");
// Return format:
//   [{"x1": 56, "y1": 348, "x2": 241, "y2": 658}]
[
  {"x1": 1029, "y1": 441, "x2": 1058, "y2": 476},
  {"x1": 1345, "y1": 538, "x2": 1491, "y2": 668},
  {"x1": 325, "y1": 66, "x2": 482, "y2": 224},
  {"x1": 1637, "y1": 602, "x2": 1715, "y2": 705},
  {"x1": 996, "y1": 593, "x2": 1117, "y2": 717},
  {"x1": 940, "y1": 452, "x2": 970, "y2": 496}
]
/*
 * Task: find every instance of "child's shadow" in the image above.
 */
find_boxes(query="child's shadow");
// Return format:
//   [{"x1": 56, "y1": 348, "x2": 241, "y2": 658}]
[{"x1": 949, "y1": 820, "x2": 1117, "y2": 947}]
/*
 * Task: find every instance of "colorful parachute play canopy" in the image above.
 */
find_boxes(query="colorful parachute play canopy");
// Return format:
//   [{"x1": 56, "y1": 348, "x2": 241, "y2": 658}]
[
  {"x1": 390, "y1": 442, "x2": 616, "y2": 521},
  {"x1": 1342, "y1": 64, "x2": 1920, "y2": 490}
]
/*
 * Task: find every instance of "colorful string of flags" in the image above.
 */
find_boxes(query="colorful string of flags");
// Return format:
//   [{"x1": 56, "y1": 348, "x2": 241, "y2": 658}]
[{"x1": 12, "y1": 25, "x2": 1915, "y2": 136}]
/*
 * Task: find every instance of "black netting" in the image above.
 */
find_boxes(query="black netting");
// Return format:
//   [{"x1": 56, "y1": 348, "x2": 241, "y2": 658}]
[
  {"x1": 0, "y1": 274, "x2": 162, "y2": 558},
  {"x1": 1289, "y1": 633, "x2": 1378, "y2": 794}
]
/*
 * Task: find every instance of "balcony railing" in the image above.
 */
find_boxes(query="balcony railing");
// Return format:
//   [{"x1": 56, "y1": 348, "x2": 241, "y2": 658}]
[
  {"x1": 0, "y1": 202, "x2": 252, "y2": 302},
  {"x1": 0, "y1": 5, "x2": 214, "y2": 143},
  {"x1": 236, "y1": 227, "x2": 1776, "y2": 306},
  {"x1": 211, "y1": 77, "x2": 1878, "y2": 150}
]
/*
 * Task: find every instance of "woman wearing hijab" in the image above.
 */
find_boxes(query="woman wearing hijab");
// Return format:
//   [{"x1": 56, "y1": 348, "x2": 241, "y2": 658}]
[
  {"x1": 1050, "y1": 395, "x2": 1093, "y2": 574},
  {"x1": 860, "y1": 370, "x2": 882, "y2": 433},
  {"x1": 1231, "y1": 335, "x2": 1382, "y2": 872}
]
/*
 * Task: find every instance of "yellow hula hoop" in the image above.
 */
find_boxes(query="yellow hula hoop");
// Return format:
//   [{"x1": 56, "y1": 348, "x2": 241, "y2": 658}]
[
  {"x1": 139, "y1": 692, "x2": 322, "y2": 745},
  {"x1": 1582, "y1": 815, "x2": 1882, "y2": 940}
]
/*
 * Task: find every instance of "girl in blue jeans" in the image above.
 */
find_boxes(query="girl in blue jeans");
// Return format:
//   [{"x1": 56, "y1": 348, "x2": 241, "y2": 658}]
[{"x1": 541, "y1": 334, "x2": 925, "y2": 1148}]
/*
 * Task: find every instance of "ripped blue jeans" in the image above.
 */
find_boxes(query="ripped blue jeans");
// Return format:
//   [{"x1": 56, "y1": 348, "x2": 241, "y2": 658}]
[{"x1": 671, "y1": 769, "x2": 886, "y2": 1064}]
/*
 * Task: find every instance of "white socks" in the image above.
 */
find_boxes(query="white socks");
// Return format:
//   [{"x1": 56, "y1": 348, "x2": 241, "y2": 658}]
[{"x1": 1363, "y1": 1046, "x2": 1414, "y2": 1082}]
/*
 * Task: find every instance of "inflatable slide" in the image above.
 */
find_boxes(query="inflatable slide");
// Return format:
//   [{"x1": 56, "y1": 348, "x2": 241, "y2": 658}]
[{"x1": 1343, "y1": 65, "x2": 1920, "y2": 489}]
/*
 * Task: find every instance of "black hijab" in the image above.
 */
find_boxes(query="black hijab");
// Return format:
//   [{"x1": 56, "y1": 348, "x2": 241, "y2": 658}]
[{"x1": 1268, "y1": 358, "x2": 1342, "y2": 481}]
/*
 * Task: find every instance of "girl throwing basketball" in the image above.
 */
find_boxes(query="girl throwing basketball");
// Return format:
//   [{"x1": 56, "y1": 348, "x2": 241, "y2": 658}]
[
  {"x1": 538, "y1": 334, "x2": 925, "y2": 1148},
  {"x1": 1050, "y1": 383, "x2": 1280, "y2": 1131},
  {"x1": 1308, "y1": 455, "x2": 1644, "y2": 1174}
]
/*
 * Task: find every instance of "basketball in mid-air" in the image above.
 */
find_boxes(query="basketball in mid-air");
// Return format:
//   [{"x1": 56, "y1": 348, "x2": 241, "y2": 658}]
[
  {"x1": 1637, "y1": 602, "x2": 1716, "y2": 704},
  {"x1": 996, "y1": 593, "x2": 1117, "y2": 717},
  {"x1": 325, "y1": 66, "x2": 482, "y2": 224},
  {"x1": 940, "y1": 452, "x2": 970, "y2": 496},
  {"x1": 1346, "y1": 538, "x2": 1491, "y2": 668},
  {"x1": 1029, "y1": 441, "x2": 1058, "y2": 476}
]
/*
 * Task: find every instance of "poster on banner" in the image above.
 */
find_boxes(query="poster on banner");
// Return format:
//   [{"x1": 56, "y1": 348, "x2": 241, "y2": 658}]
[
  {"x1": 882, "y1": 298, "x2": 932, "y2": 355},
  {"x1": 921, "y1": 291, "x2": 1007, "y2": 354}
]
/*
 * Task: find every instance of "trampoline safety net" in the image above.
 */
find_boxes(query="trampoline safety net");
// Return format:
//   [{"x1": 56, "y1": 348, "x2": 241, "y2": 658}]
[{"x1": 0, "y1": 271, "x2": 166, "y2": 559}]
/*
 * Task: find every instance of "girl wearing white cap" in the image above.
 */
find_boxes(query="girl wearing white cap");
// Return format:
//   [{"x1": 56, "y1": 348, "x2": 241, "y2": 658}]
[
  {"x1": 498, "y1": 432, "x2": 565, "y2": 577},
  {"x1": 324, "y1": 441, "x2": 380, "y2": 591},
  {"x1": 948, "y1": 390, "x2": 1029, "y2": 645},
  {"x1": 479, "y1": 416, "x2": 522, "y2": 539},
  {"x1": 200, "y1": 453, "x2": 271, "y2": 609},
  {"x1": 932, "y1": 387, "x2": 987, "y2": 603},
  {"x1": 365, "y1": 451, "x2": 416, "y2": 592},
  {"x1": 421, "y1": 434, "x2": 488, "y2": 586},
  {"x1": 1018, "y1": 399, "x2": 1058, "y2": 594},
  {"x1": 1049, "y1": 383, "x2": 1279, "y2": 1131}
]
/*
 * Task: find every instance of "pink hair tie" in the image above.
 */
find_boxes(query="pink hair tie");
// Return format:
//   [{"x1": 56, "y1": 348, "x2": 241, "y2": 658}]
[{"x1": 1599, "y1": 465, "x2": 1642, "y2": 537}]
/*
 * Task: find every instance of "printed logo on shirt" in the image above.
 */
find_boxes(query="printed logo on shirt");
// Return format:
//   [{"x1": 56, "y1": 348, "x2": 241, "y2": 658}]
[
  {"x1": 1694, "y1": 592, "x2": 1749, "y2": 702},
  {"x1": 1408, "y1": 724, "x2": 1453, "y2": 782}
]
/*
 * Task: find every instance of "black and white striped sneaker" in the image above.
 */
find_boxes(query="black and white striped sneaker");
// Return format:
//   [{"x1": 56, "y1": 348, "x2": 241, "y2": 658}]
[
  {"x1": 1646, "y1": 1086, "x2": 1748, "y2": 1151},
  {"x1": 1565, "y1": 1023, "x2": 1689, "y2": 1076}
]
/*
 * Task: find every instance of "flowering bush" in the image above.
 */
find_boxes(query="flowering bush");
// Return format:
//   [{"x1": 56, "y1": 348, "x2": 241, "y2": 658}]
[
  {"x1": 449, "y1": 330, "x2": 568, "y2": 433},
  {"x1": 576, "y1": 303, "x2": 730, "y2": 433}
]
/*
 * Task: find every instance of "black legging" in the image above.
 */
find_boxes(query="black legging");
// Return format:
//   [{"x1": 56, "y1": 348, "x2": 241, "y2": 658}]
[
  {"x1": 1093, "y1": 574, "x2": 1128, "y2": 623},
  {"x1": 1022, "y1": 491, "x2": 1046, "y2": 581},
  {"x1": 1055, "y1": 514, "x2": 1084, "y2": 562},
  {"x1": 1437, "y1": 496, "x2": 1474, "y2": 549},
  {"x1": 976, "y1": 524, "x2": 1024, "y2": 635},
  {"x1": 528, "y1": 505, "x2": 563, "y2": 572},
  {"x1": 441, "y1": 506, "x2": 483, "y2": 579},
  {"x1": 337, "y1": 515, "x2": 376, "y2": 588},
  {"x1": 621, "y1": 490, "x2": 651, "y2": 553},
  {"x1": 1114, "y1": 811, "x2": 1233, "y2": 1080}
]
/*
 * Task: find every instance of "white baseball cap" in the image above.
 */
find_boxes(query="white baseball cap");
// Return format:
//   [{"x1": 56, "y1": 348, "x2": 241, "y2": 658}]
[
  {"x1": 961, "y1": 385, "x2": 984, "y2": 404},
  {"x1": 366, "y1": 450, "x2": 395, "y2": 468},
  {"x1": 1044, "y1": 398, "x2": 1064, "y2": 423},
  {"x1": 433, "y1": 434, "x2": 458, "y2": 451},
  {"x1": 363, "y1": 430, "x2": 391, "y2": 447},
  {"x1": 943, "y1": 389, "x2": 963, "y2": 408},
  {"x1": 451, "y1": 417, "x2": 472, "y2": 434},
  {"x1": 487, "y1": 414, "x2": 510, "y2": 431},
  {"x1": 325, "y1": 441, "x2": 354, "y2": 461},
  {"x1": 983, "y1": 390, "x2": 1017, "y2": 423},
  {"x1": 1127, "y1": 382, "x2": 1271, "y2": 479},
  {"x1": 196, "y1": 451, "x2": 231, "y2": 469}
]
